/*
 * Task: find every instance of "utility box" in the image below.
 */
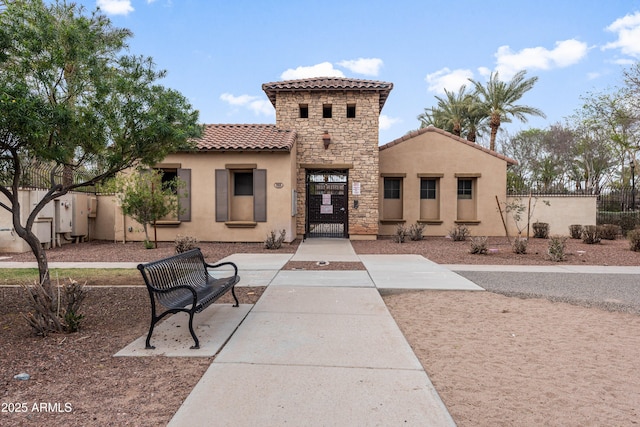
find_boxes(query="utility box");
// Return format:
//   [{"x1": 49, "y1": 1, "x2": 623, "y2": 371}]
[
  {"x1": 30, "y1": 190, "x2": 54, "y2": 219},
  {"x1": 88, "y1": 196, "x2": 98, "y2": 218},
  {"x1": 34, "y1": 220, "x2": 52, "y2": 248},
  {"x1": 71, "y1": 193, "x2": 89, "y2": 237},
  {"x1": 55, "y1": 195, "x2": 73, "y2": 234}
]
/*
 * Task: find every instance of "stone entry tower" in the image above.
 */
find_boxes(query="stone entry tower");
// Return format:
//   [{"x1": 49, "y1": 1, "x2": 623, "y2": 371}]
[{"x1": 262, "y1": 77, "x2": 393, "y2": 240}]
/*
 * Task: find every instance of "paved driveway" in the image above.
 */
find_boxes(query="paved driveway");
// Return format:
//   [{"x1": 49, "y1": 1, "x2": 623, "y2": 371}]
[{"x1": 456, "y1": 271, "x2": 640, "y2": 314}]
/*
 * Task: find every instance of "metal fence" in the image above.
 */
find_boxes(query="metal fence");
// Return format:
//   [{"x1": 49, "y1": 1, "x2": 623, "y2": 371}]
[
  {"x1": 2, "y1": 160, "x2": 97, "y2": 193},
  {"x1": 509, "y1": 186, "x2": 640, "y2": 232}
]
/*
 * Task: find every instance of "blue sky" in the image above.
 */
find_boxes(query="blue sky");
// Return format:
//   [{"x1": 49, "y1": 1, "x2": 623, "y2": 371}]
[{"x1": 74, "y1": 0, "x2": 640, "y2": 146}]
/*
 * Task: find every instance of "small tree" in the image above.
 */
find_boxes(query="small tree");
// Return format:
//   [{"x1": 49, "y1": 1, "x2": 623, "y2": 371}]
[
  {"x1": 0, "y1": 1, "x2": 201, "y2": 334},
  {"x1": 114, "y1": 169, "x2": 182, "y2": 248}
]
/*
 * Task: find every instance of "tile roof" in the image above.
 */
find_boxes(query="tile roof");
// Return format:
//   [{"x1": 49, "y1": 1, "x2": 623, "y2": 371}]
[
  {"x1": 379, "y1": 125, "x2": 518, "y2": 165},
  {"x1": 193, "y1": 124, "x2": 296, "y2": 152},
  {"x1": 262, "y1": 77, "x2": 393, "y2": 112}
]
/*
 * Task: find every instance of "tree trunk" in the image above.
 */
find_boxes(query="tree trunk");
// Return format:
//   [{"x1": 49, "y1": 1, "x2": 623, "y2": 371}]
[
  {"x1": 489, "y1": 113, "x2": 501, "y2": 152},
  {"x1": 14, "y1": 223, "x2": 52, "y2": 293}
]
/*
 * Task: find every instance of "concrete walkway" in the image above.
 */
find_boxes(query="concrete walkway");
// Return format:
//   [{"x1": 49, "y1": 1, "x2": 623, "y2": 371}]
[{"x1": 168, "y1": 238, "x2": 457, "y2": 426}]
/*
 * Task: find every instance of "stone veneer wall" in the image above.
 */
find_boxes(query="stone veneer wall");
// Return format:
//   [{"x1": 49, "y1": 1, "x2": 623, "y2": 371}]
[{"x1": 275, "y1": 91, "x2": 380, "y2": 238}]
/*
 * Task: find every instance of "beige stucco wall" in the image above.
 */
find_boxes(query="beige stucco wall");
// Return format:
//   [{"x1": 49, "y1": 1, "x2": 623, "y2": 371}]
[
  {"x1": 378, "y1": 129, "x2": 510, "y2": 237},
  {"x1": 108, "y1": 150, "x2": 296, "y2": 243},
  {"x1": 504, "y1": 195, "x2": 597, "y2": 237},
  {"x1": 274, "y1": 91, "x2": 380, "y2": 239}
]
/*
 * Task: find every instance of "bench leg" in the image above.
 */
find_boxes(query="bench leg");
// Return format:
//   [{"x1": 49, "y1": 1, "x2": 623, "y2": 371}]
[
  {"x1": 188, "y1": 312, "x2": 200, "y2": 349},
  {"x1": 231, "y1": 286, "x2": 239, "y2": 308},
  {"x1": 145, "y1": 321, "x2": 156, "y2": 350}
]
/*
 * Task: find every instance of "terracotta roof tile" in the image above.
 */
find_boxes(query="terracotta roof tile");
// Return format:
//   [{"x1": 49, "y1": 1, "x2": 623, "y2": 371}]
[
  {"x1": 262, "y1": 77, "x2": 393, "y2": 112},
  {"x1": 193, "y1": 124, "x2": 296, "y2": 152},
  {"x1": 379, "y1": 125, "x2": 518, "y2": 165}
]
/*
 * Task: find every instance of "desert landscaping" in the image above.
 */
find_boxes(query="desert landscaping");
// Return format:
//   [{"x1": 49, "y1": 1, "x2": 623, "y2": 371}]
[{"x1": 1, "y1": 237, "x2": 639, "y2": 426}]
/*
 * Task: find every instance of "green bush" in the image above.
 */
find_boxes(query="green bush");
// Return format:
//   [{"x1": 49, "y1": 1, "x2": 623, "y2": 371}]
[
  {"x1": 449, "y1": 224, "x2": 470, "y2": 241},
  {"x1": 265, "y1": 229, "x2": 287, "y2": 249},
  {"x1": 532, "y1": 222, "x2": 549, "y2": 239},
  {"x1": 547, "y1": 235, "x2": 567, "y2": 262},
  {"x1": 582, "y1": 225, "x2": 601, "y2": 244},
  {"x1": 394, "y1": 224, "x2": 407, "y2": 243},
  {"x1": 469, "y1": 236, "x2": 488, "y2": 254},
  {"x1": 512, "y1": 238, "x2": 528, "y2": 254},
  {"x1": 175, "y1": 235, "x2": 198, "y2": 253},
  {"x1": 408, "y1": 223, "x2": 426, "y2": 241},
  {"x1": 569, "y1": 224, "x2": 583, "y2": 239},
  {"x1": 598, "y1": 224, "x2": 620, "y2": 240},
  {"x1": 628, "y1": 229, "x2": 640, "y2": 252}
]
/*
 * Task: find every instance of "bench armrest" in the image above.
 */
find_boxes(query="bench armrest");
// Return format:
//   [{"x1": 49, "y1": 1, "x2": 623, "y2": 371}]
[{"x1": 205, "y1": 261, "x2": 238, "y2": 276}]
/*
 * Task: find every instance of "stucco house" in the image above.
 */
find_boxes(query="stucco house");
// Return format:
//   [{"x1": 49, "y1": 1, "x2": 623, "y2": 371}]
[
  {"x1": 1, "y1": 76, "x2": 596, "y2": 252},
  {"x1": 378, "y1": 126, "x2": 518, "y2": 237},
  {"x1": 115, "y1": 76, "x2": 518, "y2": 243}
]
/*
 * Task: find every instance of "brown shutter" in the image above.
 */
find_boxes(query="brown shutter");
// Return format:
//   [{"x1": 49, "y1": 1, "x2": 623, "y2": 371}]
[
  {"x1": 215, "y1": 169, "x2": 228, "y2": 222},
  {"x1": 177, "y1": 168, "x2": 191, "y2": 222},
  {"x1": 253, "y1": 169, "x2": 267, "y2": 222}
]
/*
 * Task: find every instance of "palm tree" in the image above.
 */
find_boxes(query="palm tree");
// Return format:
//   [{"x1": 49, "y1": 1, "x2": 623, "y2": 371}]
[
  {"x1": 418, "y1": 85, "x2": 487, "y2": 140},
  {"x1": 469, "y1": 70, "x2": 546, "y2": 151}
]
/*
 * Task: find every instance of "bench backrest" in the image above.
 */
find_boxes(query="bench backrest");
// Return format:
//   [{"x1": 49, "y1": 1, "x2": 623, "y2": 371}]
[{"x1": 138, "y1": 249, "x2": 209, "y2": 300}]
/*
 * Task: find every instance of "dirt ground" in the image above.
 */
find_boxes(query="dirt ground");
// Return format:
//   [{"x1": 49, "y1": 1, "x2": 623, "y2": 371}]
[{"x1": 1, "y1": 237, "x2": 639, "y2": 426}]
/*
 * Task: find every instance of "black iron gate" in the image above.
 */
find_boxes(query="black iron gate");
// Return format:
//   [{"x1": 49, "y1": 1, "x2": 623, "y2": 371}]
[{"x1": 306, "y1": 170, "x2": 348, "y2": 238}]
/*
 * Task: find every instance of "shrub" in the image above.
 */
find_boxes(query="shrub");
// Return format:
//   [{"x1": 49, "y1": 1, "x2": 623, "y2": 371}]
[
  {"x1": 175, "y1": 235, "x2": 198, "y2": 253},
  {"x1": 22, "y1": 277, "x2": 88, "y2": 335},
  {"x1": 449, "y1": 224, "x2": 470, "y2": 241},
  {"x1": 143, "y1": 240, "x2": 154, "y2": 249},
  {"x1": 569, "y1": 224, "x2": 583, "y2": 239},
  {"x1": 628, "y1": 229, "x2": 640, "y2": 252},
  {"x1": 265, "y1": 229, "x2": 287, "y2": 249},
  {"x1": 62, "y1": 279, "x2": 87, "y2": 332},
  {"x1": 394, "y1": 224, "x2": 408, "y2": 243},
  {"x1": 619, "y1": 214, "x2": 639, "y2": 236},
  {"x1": 581, "y1": 225, "x2": 601, "y2": 244},
  {"x1": 547, "y1": 235, "x2": 567, "y2": 262},
  {"x1": 512, "y1": 238, "x2": 528, "y2": 254},
  {"x1": 598, "y1": 224, "x2": 620, "y2": 240},
  {"x1": 532, "y1": 222, "x2": 549, "y2": 239},
  {"x1": 469, "y1": 236, "x2": 488, "y2": 254},
  {"x1": 408, "y1": 223, "x2": 426, "y2": 241}
]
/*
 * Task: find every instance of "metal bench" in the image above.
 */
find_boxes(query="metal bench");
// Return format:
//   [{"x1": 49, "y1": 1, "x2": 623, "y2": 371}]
[{"x1": 137, "y1": 248, "x2": 240, "y2": 349}]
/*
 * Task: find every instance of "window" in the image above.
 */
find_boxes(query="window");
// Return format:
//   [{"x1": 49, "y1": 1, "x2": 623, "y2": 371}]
[
  {"x1": 346, "y1": 104, "x2": 356, "y2": 118},
  {"x1": 216, "y1": 169, "x2": 267, "y2": 223},
  {"x1": 384, "y1": 178, "x2": 401, "y2": 199},
  {"x1": 152, "y1": 165, "x2": 191, "y2": 222},
  {"x1": 299, "y1": 104, "x2": 308, "y2": 118},
  {"x1": 458, "y1": 179, "x2": 473, "y2": 199},
  {"x1": 234, "y1": 172, "x2": 253, "y2": 196},
  {"x1": 420, "y1": 179, "x2": 437, "y2": 199},
  {"x1": 157, "y1": 169, "x2": 178, "y2": 194},
  {"x1": 323, "y1": 104, "x2": 332, "y2": 118}
]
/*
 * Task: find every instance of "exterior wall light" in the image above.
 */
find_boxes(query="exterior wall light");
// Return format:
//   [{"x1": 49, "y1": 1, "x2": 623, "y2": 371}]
[{"x1": 322, "y1": 131, "x2": 331, "y2": 149}]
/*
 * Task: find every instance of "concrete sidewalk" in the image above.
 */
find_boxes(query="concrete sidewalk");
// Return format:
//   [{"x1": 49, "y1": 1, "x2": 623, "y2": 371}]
[{"x1": 168, "y1": 238, "x2": 457, "y2": 426}]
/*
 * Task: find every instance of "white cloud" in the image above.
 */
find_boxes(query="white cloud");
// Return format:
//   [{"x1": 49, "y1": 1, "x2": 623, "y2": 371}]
[
  {"x1": 379, "y1": 114, "x2": 401, "y2": 131},
  {"x1": 97, "y1": 0, "x2": 134, "y2": 15},
  {"x1": 337, "y1": 58, "x2": 383, "y2": 76},
  {"x1": 494, "y1": 39, "x2": 588, "y2": 79},
  {"x1": 281, "y1": 62, "x2": 345, "y2": 80},
  {"x1": 612, "y1": 58, "x2": 636, "y2": 65},
  {"x1": 603, "y1": 11, "x2": 640, "y2": 57},
  {"x1": 477, "y1": 67, "x2": 492, "y2": 78},
  {"x1": 424, "y1": 68, "x2": 474, "y2": 94},
  {"x1": 220, "y1": 93, "x2": 274, "y2": 116}
]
